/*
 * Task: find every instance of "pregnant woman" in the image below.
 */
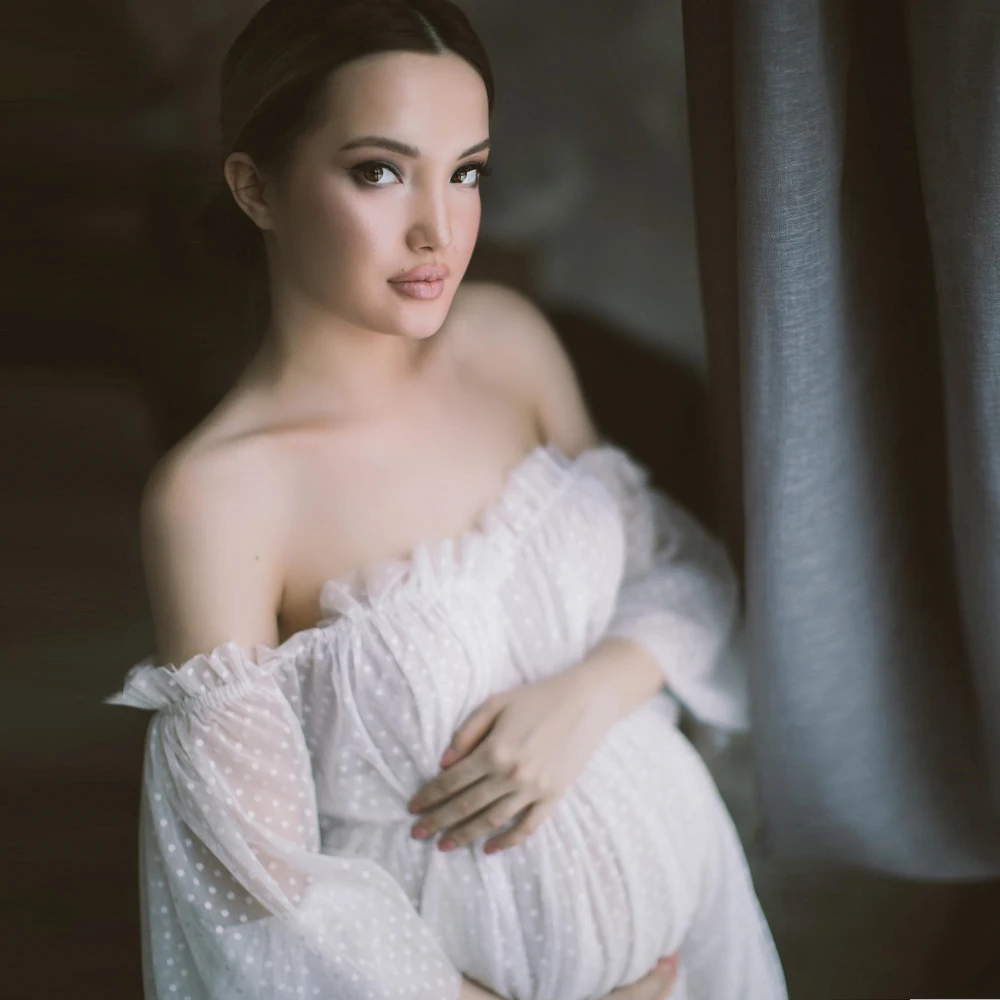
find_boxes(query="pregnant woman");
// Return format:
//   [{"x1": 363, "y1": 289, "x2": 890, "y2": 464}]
[{"x1": 105, "y1": 1, "x2": 787, "y2": 997}]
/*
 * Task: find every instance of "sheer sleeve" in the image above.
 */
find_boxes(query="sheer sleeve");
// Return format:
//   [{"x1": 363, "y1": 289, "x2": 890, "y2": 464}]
[
  {"x1": 104, "y1": 641, "x2": 462, "y2": 1000},
  {"x1": 583, "y1": 445, "x2": 750, "y2": 733}
]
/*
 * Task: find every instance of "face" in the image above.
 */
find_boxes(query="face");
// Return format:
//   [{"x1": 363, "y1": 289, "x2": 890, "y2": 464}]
[{"x1": 262, "y1": 50, "x2": 490, "y2": 340}]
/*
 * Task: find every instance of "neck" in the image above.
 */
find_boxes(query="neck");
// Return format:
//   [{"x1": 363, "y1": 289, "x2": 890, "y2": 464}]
[{"x1": 241, "y1": 284, "x2": 439, "y2": 421}]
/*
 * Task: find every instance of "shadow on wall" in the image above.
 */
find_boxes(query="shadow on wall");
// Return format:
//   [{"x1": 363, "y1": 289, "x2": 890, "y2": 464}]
[{"x1": 545, "y1": 305, "x2": 711, "y2": 522}]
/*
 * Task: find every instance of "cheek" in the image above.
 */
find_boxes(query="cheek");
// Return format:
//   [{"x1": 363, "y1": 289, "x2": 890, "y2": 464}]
[
  {"x1": 309, "y1": 186, "x2": 384, "y2": 269},
  {"x1": 456, "y1": 197, "x2": 482, "y2": 250}
]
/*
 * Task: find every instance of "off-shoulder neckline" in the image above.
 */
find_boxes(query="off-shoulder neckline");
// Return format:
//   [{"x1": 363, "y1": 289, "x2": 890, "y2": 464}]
[{"x1": 112, "y1": 440, "x2": 630, "y2": 685}]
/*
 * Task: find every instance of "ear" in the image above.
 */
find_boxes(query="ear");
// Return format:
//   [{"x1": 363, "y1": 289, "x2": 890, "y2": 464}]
[{"x1": 223, "y1": 152, "x2": 275, "y2": 231}]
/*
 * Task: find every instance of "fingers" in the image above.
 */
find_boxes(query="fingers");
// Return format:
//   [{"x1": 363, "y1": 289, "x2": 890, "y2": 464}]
[
  {"x1": 442, "y1": 699, "x2": 501, "y2": 766},
  {"x1": 655, "y1": 955, "x2": 679, "y2": 997},
  {"x1": 434, "y1": 790, "x2": 532, "y2": 851},
  {"x1": 607, "y1": 954, "x2": 679, "y2": 999},
  {"x1": 410, "y1": 778, "x2": 520, "y2": 847},
  {"x1": 407, "y1": 753, "x2": 491, "y2": 814},
  {"x1": 482, "y1": 799, "x2": 551, "y2": 854},
  {"x1": 445, "y1": 792, "x2": 535, "y2": 852}
]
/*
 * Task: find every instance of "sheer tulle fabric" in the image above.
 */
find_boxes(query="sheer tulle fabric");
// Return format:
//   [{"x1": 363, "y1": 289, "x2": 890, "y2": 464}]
[
  {"x1": 106, "y1": 442, "x2": 786, "y2": 1000},
  {"x1": 581, "y1": 448, "x2": 750, "y2": 731},
  {"x1": 111, "y1": 642, "x2": 461, "y2": 999}
]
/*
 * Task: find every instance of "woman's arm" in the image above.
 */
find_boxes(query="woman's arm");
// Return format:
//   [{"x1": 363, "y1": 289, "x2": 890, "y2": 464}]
[
  {"x1": 139, "y1": 446, "x2": 289, "y2": 664},
  {"x1": 105, "y1": 454, "x2": 464, "y2": 1000},
  {"x1": 586, "y1": 445, "x2": 749, "y2": 732},
  {"x1": 479, "y1": 283, "x2": 748, "y2": 732}
]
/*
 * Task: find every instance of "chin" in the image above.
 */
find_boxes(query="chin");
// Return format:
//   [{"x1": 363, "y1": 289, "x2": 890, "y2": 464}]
[
  {"x1": 360, "y1": 307, "x2": 444, "y2": 342},
  {"x1": 381, "y1": 291, "x2": 456, "y2": 340},
  {"x1": 402, "y1": 311, "x2": 451, "y2": 340}
]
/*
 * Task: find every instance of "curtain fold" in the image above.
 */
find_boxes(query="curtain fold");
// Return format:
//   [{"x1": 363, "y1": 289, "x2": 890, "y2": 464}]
[
  {"x1": 683, "y1": 0, "x2": 1000, "y2": 878},
  {"x1": 906, "y1": 1, "x2": 1000, "y2": 810}
]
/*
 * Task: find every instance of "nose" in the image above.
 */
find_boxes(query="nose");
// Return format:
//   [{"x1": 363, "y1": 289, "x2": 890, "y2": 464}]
[{"x1": 407, "y1": 182, "x2": 453, "y2": 253}]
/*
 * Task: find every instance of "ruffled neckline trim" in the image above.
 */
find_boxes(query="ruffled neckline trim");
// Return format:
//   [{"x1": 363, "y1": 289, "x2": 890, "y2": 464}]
[{"x1": 316, "y1": 440, "x2": 579, "y2": 621}]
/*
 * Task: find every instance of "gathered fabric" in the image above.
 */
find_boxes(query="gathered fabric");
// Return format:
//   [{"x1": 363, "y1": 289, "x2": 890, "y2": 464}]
[{"x1": 106, "y1": 441, "x2": 785, "y2": 1000}]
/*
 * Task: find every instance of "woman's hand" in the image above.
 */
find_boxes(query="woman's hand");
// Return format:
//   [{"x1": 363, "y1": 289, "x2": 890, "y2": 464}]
[
  {"x1": 606, "y1": 955, "x2": 679, "y2": 998},
  {"x1": 458, "y1": 955, "x2": 680, "y2": 999},
  {"x1": 407, "y1": 665, "x2": 621, "y2": 854}
]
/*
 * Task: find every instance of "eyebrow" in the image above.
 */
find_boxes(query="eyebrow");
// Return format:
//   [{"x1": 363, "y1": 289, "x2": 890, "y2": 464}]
[{"x1": 339, "y1": 136, "x2": 490, "y2": 159}]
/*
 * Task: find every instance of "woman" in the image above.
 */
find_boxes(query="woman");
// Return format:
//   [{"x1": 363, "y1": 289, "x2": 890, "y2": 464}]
[{"x1": 105, "y1": 1, "x2": 787, "y2": 997}]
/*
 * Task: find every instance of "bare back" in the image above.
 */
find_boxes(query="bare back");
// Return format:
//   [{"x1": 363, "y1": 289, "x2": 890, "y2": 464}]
[{"x1": 142, "y1": 282, "x2": 562, "y2": 661}]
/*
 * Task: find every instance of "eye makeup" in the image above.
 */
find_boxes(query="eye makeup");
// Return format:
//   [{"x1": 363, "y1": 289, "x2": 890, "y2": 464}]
[{"x1": 348, "y1": 159, "x2": 494, "y2": 188}]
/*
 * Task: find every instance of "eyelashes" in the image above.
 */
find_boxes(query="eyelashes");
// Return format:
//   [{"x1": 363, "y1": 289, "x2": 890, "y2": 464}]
[
  {"x1": 350, "y1": 159, "x2": 494, "y2": 188},
  {"x1": 458, "y1": 160, "x2": 493, "y2": 184}
]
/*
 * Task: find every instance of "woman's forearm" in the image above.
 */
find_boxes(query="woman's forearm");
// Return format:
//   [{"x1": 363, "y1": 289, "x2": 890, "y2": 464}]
[{"x1": 572, "y1": 634, "x2": 665, "y2": 723}]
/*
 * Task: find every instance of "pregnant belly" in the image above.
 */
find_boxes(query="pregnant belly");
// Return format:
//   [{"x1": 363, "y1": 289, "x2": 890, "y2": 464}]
[
  {"x1": 418, "y1": 697, "x2": 719, "y2": 1000},
  {"x1": 319, "y1": 696, "x2": 721, "y2": 1000}
]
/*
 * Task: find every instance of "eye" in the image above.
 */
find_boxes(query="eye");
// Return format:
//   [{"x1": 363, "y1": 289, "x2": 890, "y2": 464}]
[
  {"x1": 453, "y1": 160, "x2": 493, "y2": 187},
  {"x1": 351, "y1": 161, "x2": 401, "y2": 187}
]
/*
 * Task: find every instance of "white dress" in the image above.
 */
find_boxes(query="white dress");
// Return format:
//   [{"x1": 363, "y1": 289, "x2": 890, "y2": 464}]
[{"x1": 105, "y1": 441, "x2": 787, "y2": 1000}]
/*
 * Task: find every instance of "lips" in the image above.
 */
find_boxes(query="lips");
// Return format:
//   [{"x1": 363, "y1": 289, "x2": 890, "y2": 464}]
[{"x1": 390, "y1": 264, "x2": 450, "y2": 284}]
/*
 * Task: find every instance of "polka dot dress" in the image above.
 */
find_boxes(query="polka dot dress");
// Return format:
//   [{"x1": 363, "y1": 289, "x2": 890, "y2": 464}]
[{"x1": 106, "y1": 442, "x2": 787, "y2": 1000}]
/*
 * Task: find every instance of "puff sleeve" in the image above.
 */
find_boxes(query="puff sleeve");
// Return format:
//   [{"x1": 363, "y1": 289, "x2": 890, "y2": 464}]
[
  {"x1": 104, "y1": 641, "x2": 462, "y2": 1000},
  {"x1": 583, "y1": 445, "x2": 750, "y2": 733}
]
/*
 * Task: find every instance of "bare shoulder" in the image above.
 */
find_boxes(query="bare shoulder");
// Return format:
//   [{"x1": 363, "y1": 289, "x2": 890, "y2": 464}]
[
  {"x1": 450, "y1": 280, "x2": 600, "y2": 455},
  {"x1": 449, "y1": 280, "x2": 559, "y2": 365},
  {"x1": 140, "y1": 433, "x2": 289, "y2": 665}
]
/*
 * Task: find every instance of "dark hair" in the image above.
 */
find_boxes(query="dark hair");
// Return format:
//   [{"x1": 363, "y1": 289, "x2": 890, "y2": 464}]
[{"x1": 190, "y1": 0, "x2": 494, "y2": 288}]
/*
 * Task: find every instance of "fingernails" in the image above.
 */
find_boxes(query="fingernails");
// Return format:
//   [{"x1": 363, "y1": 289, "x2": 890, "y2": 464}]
[
  {"x1": 438, "y1": 838, "x2": 456, "y2": 851},
  {"x1": 657, "y1": 955, "x2": 677, "y2": 970},
  {"x1": 411, "y1": 825, "x2": 430, "y2": 839},
  {"x1": 440, "y1": 747, "x2": 456, "y2": 767}
]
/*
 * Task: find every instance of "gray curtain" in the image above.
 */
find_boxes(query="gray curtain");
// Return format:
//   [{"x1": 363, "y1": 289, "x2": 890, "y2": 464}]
[{"x1": 683, "y1": 0, "x2": 1000, "y2": 878}]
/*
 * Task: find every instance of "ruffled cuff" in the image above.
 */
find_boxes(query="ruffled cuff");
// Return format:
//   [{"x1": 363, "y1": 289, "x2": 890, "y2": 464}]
[{"x1": 104, "y1": 640, "x2": 288, "y2": 714}]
